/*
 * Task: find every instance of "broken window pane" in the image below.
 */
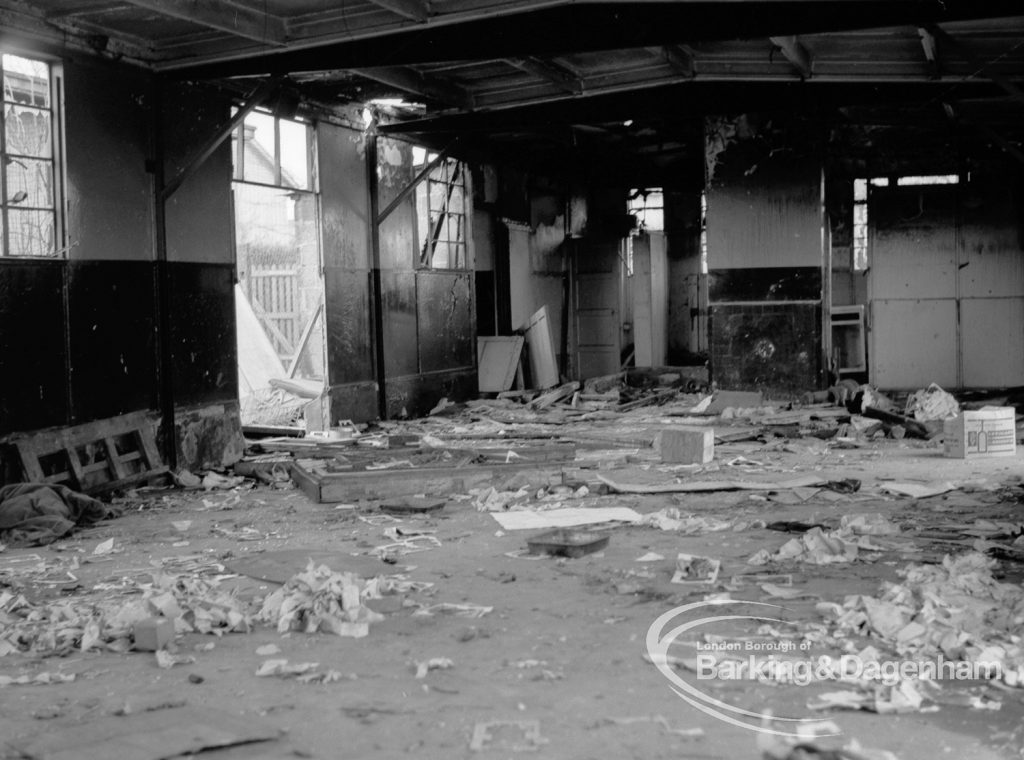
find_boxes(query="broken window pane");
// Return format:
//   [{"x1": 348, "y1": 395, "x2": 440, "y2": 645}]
[
  {"x1": 1, "y1": 53, "x2": 58, "y2": 257},
  {"x1": 8, "y1": 208, "x2": 54, "y2": 257},
  {"x1": 3, "y1": 54, "x2": 49, "y2": 108},
  {"x1": 6, "y1": 157, "x2": 53, "y2": 208},
  {"x1": 417, "y1": 154, "x2": 469, "y2": 270},
  {"x1": 4, "y1": 104, "x2": 51, "y2": 158}
]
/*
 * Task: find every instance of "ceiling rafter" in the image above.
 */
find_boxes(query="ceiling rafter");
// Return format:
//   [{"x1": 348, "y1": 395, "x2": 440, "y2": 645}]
[
  {"x1": 656, "y1": 45, "x2": 696, "y2": 78},
  {"x1": 925, "y1": 23, "x2": 1024, "y2": 108},
  {"x1": 506, "y1": 57, "x2": 584, "y2": 95},
  {"x1": 917, "y1": 26, "x2": 941, "y2": 78},
  {"x1": 364, "y1": 0, "x2": 431, "y2": 23},
  {"x1": 351, "y1": 66, "x2": 476, "y2": 110},
  {"x1": 122, "y1": 0, "x2": 287, "y2": 45},
  {"x1": 769, "y1": 35, "x2": 812, "y2": 79},
  {"x1": 44, "y1": 2, "x2": 131, "y2": 19}
]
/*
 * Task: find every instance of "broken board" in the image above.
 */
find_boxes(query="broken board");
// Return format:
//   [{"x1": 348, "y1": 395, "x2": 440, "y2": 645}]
[
  {"x1": 14, "y1": 705, "x2": 279, "y2": 760},
  {"x1": 9, "y1": 410, "x2": 168, "y2": 495},
  {"x1": 477, "y1": 335, "x2": 525, "y2": 392},
  {"x1": 292, "y1": 460, "x2": 571, "y2": 503}
]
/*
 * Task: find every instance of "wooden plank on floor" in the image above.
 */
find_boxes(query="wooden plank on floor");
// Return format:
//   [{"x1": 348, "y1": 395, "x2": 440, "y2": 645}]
[{"x1": 292, "y1": 460, "x2": 572, "y2": 502}]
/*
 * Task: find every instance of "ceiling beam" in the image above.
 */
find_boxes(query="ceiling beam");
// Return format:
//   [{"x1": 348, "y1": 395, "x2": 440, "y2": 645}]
[
  {"x1": 122, "y1": 0, "x2": 287, "y2": 45},
  {"x1": 769, "y1": 35, "x2": 812, "y2": 79},
  {"x1": 925, "y1": 23, "x2": 1024, "y2": 109},
  {"x1": 44, "y1": 3, "x2": 131, "y2": 19},
  {"x1": 351, "y1": 66, "x2": 476, "y2": 110},
  {"x1": 917, "y1": 26, "x2": 940, "y2": 79},
  {"x1": 364, "y1": 0, "x2": 431, "y2": 23},
  {"x1": 656, "y1": 45, "x2": 696, "y2": 78},
  {"x1": 506, "y1": 57, "x2": 584, "y2": 95}
]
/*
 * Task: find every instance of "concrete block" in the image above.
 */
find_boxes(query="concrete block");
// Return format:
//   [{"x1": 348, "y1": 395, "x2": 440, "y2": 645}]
[
  {"x1": 133, "y1": 617, "x2": 174, "y2": 651},
  {"x1": 660, "y1": 428, "x2": 714, "y2": 464}
]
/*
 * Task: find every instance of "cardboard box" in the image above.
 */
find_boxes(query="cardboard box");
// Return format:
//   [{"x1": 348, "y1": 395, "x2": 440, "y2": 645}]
[
  {"x1": 133, "y1": 617, "x2": 174, "y2": 651},
  {"x1": 943, "y1": 407, "x2": 1017, "y2": 459},
  {"x1": 660, "y1": 427, "x2": 714, "y2": 464}
]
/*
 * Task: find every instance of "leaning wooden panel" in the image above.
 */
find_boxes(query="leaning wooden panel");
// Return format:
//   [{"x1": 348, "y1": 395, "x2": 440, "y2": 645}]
[
  {"x1": 477, "y1": 335, "x2": 524, "y2": 392},
  {"x1": 7, "y1": 410, "x2": 168, "y2": 494}
]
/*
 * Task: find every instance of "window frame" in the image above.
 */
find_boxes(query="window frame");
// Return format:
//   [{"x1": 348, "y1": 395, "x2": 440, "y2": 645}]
[
  {"x1": 0, "y1": 52, "x2": 65, "y2": 259},
  {"x1": 415, "y1": 155, "x2": 470, "y2": 271}
]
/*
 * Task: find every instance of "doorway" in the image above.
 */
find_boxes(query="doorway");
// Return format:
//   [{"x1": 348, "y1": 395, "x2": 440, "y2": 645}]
[{"x1": 231, "y1": 110, "x2": 326, "y2": 428}]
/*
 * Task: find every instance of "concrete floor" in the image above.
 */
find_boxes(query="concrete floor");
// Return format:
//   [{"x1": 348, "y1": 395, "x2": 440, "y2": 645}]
[{"x1": 2, "y1": 422, "x2": 1023, "y2": 760}]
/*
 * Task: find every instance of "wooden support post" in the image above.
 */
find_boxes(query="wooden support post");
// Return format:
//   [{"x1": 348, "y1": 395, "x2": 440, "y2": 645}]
[{"x1": 366, "y1": 125, "x2": 389, "y2": 420}]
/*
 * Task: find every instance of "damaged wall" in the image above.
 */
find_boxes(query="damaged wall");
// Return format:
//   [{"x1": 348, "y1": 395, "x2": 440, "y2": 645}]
[
  {"x1": 319, "y1": 122, "x2": 378, "y2": 423},
  {"x1": 377, "y1": 137, "x2": 476, "y2": 418},
  {"x1": 0, "y1": 53, "x2": 244, "y2": 476},
  {"x1": 664, "y1": 189, "x2": 706, "y2": 363},
  {"x1": 705, "y1": 116, "x2": 825, "y2": 397}
]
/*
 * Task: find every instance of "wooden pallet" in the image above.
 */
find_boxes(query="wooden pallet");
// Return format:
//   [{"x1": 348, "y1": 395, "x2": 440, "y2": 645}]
[{"x1": 10, "y1": 410, "x2": 168, "y2": 494}]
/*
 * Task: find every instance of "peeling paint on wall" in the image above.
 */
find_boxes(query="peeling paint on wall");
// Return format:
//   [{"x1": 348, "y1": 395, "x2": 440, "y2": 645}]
[{"x1": 170, "y1": 402, "x2": 245, "y2": 471}]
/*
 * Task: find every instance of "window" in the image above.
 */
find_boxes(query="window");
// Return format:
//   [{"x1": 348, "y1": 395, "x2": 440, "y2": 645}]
[
  {"x1": 627, "y1": 188, "x2": 664, "y2": 232},
  {"x1": 852, "y1": 174, "x2": 958, "y2": 271},
  {"x1": 415, "y1": 151, "x2": 468, "y2": 269},
  {"x1": 1, "y1": 53, "x2": 60, "y2": 258}
]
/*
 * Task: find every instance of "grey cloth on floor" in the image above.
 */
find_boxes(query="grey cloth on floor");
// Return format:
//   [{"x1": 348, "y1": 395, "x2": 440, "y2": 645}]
[{"x1": 0, "y1": 483, "x2": 120, "y2": 546}]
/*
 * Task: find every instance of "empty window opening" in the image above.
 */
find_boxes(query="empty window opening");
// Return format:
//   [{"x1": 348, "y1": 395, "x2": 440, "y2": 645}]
[
  {"x1": 415, "y1": 151, "x2": 469, "y2": 270},
  {"x1": 627, "y1": 188, "x2": 664, "y2": 232},
  {"x1": 853, "y1": 174, "x2": 959, "y2": 271},
  {"x1": 1, "y1": 53, "x2": 61, "y2": 258},
  {"x1": 700, "y1": 190, "x2": 708, "y2": 275},
  {"x1": 231, "y1": 109, "x2": 325, "y2": 428}
]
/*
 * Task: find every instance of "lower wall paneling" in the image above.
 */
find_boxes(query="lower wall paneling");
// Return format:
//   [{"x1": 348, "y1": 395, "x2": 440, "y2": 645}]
[
  {"x1": 169, "y1": 262, "x2": 238, "y2": 406},
  {"x1": 0, "y1": 261, "x2": 68, "y2": 434},
  {"x1": 68, "y1": 260, "x2": 157, "y2": 422}
]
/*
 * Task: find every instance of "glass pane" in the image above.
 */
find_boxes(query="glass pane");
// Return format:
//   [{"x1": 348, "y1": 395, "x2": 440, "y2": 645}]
[
  {"x1": 8, "y1": 208, "x2": 55, "y2": 256},
  {"x1": 5, "y1": 105, "x2": 51, "y2": 157},
  {"x1": 3, "y1": 55, "x2": 49, "y2": 108},
  {"x1": 448, "y1": 184, "x2": 464, "y2": 214},
  {"x1": 415, "y1": 183, "x2": 429, "y2": 261},
  {"x1": 431, "y1": 241, "x2": 450, "y2": 269},
  {"x1": 6, "y1": 157, "x2": 53, "y2": 208},
  {"x1": 279, "y1": 119, "x2": 309, "y2": 190},
  {"x1": 242, "y1": 111, "x2": 277, "y2": 184}
]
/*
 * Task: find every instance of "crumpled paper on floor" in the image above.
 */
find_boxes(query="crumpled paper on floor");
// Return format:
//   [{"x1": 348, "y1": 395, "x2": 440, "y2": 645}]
[{"x1": 258, "y1": 560, "x2": 384, "y2": 638}]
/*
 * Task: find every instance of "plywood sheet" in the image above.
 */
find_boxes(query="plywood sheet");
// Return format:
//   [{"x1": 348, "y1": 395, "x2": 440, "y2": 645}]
[
  {"x1": 525, "y1": 305, "x2": 559, "y2": 389},
  {"x1": 477, "y1": 336, "x2": 524, "y2": 392}
]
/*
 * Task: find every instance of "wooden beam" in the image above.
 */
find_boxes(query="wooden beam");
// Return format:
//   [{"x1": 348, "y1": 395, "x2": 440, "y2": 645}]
[
  {"x1": 161, "y1": 77, "x2": 281, "y2": 202},
  {"x1": 45, "y1": 2, "x2": 131, "y2": 19},
  {"x1": 364, "y1": 0, "x2": 430, "y2": 23},
  {"x1": 377, "y1": 140, "x2": 456, "y2": 224},
  {"x1": 917, "y1": 26, "x2": 940, "y2": 79},
  {"x1": 656, "y1": 45, "x2": 696, "y2": 78},
  {"x1": 925, "y1": 24, "x2": 1024, "y2": 109},
  {"x1": 352, "y1": 66, "x2": 475, "y2": 110},
  {"x1": 506, "y1": 57, "x2": 584, "y2": 95},
  {"x1": 122, "y1": 0, "x2": 287, "y2": 45},
  {"x1": 769, "y1": 35, "x2": 812, "y2": 79}
]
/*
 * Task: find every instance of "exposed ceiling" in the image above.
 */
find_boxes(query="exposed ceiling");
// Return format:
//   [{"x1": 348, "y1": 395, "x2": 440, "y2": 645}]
[{"x1": 4, "y1": 0, "x2": 1024, "y2": 184}]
